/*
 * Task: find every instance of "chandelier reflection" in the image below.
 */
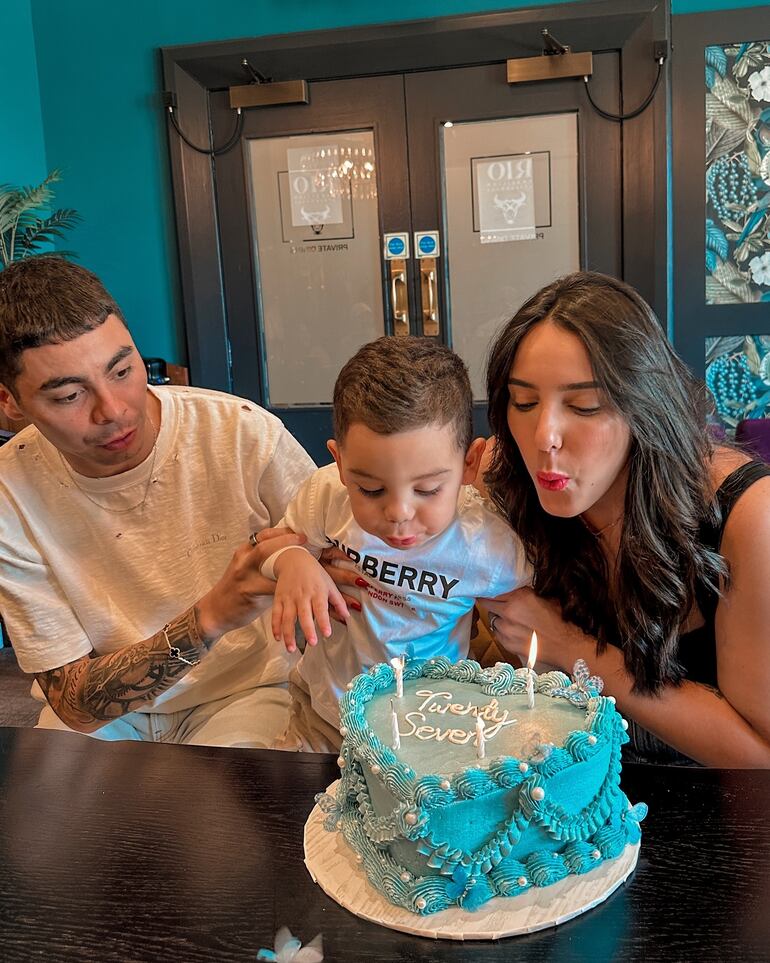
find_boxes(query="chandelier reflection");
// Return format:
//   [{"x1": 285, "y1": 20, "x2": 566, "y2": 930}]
[{"x1": 296, "y1": 144, "x2": 378, "y2": 201}]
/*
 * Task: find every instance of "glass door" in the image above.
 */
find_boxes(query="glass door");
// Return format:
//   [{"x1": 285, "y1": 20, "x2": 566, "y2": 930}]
[
  {"x1": 212, "y1": 75, "x2": 411, "y2": 462},
  {"x1": 405, "y1": 57, "x2": 622, "y2": 425},
  {"x1": 212, "y1": 59, "x2": 623, "y2": 461}
]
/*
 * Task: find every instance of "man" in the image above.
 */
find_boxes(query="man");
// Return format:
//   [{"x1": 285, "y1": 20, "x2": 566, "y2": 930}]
[{"x1": 0, "y1": 256, "x2": 314, "y2": 746}]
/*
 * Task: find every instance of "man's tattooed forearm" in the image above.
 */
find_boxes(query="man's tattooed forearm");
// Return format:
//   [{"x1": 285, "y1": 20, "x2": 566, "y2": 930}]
[{"x1": 36, "y1": 607, "x2": 209, "y2": 727}]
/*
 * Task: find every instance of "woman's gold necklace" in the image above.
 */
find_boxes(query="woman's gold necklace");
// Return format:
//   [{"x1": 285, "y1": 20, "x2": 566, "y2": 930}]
[
  {"x1": 59, "y1": 417, "x2": 159, "y2": 515},
  {"x1": 580, "y1": 514, "x2": 622, "y2": 538}
]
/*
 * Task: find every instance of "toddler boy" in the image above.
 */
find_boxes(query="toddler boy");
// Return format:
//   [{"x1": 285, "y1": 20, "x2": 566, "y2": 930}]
[{"x1": 264, "y1": 337, "x2": 530, "y2": 751}]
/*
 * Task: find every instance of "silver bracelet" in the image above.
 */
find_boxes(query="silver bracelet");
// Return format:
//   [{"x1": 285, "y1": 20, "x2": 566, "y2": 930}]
[{"x1": 161, "y1": 607, "x2": 208, "y2": 667}]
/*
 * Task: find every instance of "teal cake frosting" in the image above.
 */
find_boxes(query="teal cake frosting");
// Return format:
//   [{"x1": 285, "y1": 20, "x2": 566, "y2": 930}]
[{"x1": 315, "y1": 656, "x2": 647, "y2": 916}]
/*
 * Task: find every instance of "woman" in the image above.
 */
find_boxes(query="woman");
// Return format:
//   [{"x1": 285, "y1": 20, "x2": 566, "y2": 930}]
[{"x1": 481, "y1": 272, "x2": 770, "y2": 767}]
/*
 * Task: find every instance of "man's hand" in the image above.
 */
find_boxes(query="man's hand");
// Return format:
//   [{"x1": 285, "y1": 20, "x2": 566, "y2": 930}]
[
  {"x1": 272, "y1": 550, "x2": 350, "y2": 652},
  {"x1": 196, "y1": 529, "x2": 307, "y2": 642}
]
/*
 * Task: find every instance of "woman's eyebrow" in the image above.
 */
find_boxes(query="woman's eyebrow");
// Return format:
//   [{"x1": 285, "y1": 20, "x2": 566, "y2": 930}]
[{"x1": 508, "y1": 377, "x2": 599, "y2": 391}]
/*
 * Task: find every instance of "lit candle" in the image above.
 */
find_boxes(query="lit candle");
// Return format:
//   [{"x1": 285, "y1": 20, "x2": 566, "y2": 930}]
[
  {"x1": 390, "y1": 655, "x2": 404, "y2": 698},
  {"x1": 475, "y1": 714, "x2": 486, "y2": 759},
  {"x1": 390, "y1": 699, "x2": 401, "y2": 749},
  {"x1": 526, "y1": 630, "x2": 538, "y2": 710}
]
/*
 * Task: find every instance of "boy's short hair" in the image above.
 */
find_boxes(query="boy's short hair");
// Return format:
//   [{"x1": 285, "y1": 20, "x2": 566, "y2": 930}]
[
  {"x1": 333, "y1": 336, "x2": 473, "y2": 451},
  {"x1": 0, "y1": 256, "x2": 127, "y2": 390}
]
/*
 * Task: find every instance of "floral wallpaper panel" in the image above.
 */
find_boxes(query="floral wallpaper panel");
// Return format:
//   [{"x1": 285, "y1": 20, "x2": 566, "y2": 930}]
[
  {"x1": 705, "y1": 335, "x2": 770, "y2": 433},
  {"x1": 705, "y1": 42, "x2": 770, "y2": 303}
]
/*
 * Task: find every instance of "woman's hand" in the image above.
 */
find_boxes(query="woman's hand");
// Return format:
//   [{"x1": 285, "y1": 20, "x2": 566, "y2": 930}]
[{"x1": 478, "y1": 587, "x2": 592, "y2": 672}]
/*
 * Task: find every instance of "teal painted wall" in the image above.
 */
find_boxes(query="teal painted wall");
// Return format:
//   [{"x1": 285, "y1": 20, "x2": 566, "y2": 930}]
[
  {"x1": 28, "y1": 0, "x2": 576, "y2": 364},
  {"x1": 2, "y1": 0, "x2": 45, "y2": 188},
  {"x1": 22, "y1": 0, "x2": 770, "y2": 362},
  {"x1": 673, "y1": 1, "x2": 769, "y2": 10}
]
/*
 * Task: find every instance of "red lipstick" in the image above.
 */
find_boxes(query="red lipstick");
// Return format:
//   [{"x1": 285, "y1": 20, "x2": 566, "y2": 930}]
[{"x1": 536, "y1": 471, "x2": 570, "y2": 492}]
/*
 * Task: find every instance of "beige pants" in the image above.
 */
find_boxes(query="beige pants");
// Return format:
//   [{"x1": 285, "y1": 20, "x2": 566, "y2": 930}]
[
  {"x1": 35, "y1": 683, "x2": 291, "y2": 749},
  {"x1": 276, "y1": 666, "x2": 342, "y2": 753}
]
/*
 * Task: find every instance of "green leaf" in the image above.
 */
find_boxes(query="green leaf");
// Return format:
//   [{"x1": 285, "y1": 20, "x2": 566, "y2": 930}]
[
  {"x1": 0, "y1": 170, "x2": 79, "y2": 266},
  {"x1": 706, "y1": 75, "x2": 760, "y2": 131},
  {"x1": 705, "y1": 118, "x2": 745, "y2": 165},
  {"x1": 745, "y1": 337, "x2": 762, "y2": 375},
  {"x1": 745, "y1": 132, "x2": 763, "y2": 177},
  {"x1": 706, "y1": 259, "x2": 759, "y2": 304}
]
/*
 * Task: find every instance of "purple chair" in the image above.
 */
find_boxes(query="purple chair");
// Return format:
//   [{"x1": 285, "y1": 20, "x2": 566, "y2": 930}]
[{"x1": 735, "y1": 419, "x2": 770, "y2": 463}]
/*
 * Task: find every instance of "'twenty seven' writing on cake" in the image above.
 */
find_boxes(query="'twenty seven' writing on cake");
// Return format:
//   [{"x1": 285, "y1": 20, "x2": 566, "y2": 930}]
[{"x1": 315, "y1": 657, "x2": 647, "y2": 916}]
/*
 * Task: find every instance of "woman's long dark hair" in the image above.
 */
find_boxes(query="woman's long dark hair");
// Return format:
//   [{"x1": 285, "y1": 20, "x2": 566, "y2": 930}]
[{"x1": 486, "y1": 272, "x2": 726, "y2": 693}]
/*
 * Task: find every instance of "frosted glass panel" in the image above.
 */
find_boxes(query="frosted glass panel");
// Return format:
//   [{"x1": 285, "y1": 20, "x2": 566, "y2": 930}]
[
  {"x1": 247, "y1": 131, "x2": 384, "y2": 406},
  {"x1": 442, "y1": 113, "x2": 580, "y2": 399}
]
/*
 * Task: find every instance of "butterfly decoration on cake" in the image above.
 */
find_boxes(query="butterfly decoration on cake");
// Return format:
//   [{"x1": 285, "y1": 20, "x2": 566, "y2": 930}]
[
  {"x1": 257, "y1": 927, "x2": 324, "y2": 962},
  {"x1": 551, "y1": 659, "x2": 604, "y2": 707},
  {"x1": 314, "y1": 790, "x2": 343, "y2": 833},
  {"x1": 621, "y1": 802, "x2": 649, "y2": 845}
]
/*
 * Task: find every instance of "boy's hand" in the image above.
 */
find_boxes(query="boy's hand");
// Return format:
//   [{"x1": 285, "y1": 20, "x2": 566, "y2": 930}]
[
  {"x1": 272, "y1": 550, "x2": 350, "y2": 652},
  {"x1": 320, "y1": 546, "x2": 368, "y2": 622},
  {"x1": 196, "y1": 530, "x2": 306, "y2": 641}
]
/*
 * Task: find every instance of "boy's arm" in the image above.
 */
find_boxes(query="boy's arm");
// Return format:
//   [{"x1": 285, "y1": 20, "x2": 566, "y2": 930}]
[
  {"x1": 265, "y1": 468, "x2": 350, "y2": 652},
  {"x1": 271, "y1": 550, "x2": 349, "y2": 653}
]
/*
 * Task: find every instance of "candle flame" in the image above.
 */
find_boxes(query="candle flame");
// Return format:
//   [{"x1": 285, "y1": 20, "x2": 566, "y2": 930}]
[{"x1": 527, "y1": 630, "x2": 538, "y2": 670}]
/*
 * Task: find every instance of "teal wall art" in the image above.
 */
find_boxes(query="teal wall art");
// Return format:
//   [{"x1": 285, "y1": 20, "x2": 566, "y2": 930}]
[
  {"x1": 705, "y1": 335, "x2": 770, "y2": 431},
  {"x1": 705, "y1": 40, "x2": 770, "y2": 304}
]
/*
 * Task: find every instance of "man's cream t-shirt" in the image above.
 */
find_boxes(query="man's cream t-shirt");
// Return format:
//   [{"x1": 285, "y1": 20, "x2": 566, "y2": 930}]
[{"x1": 0, "y1": 386, "x2": 315, "y2": 713}]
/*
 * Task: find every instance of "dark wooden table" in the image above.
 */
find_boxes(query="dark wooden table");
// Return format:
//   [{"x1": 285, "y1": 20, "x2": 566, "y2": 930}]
[{"x1": 1, "y1": 727, "x2": 768, "y2": 962}]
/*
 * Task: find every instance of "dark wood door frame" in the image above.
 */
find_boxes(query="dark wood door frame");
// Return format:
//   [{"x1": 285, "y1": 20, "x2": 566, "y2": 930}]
[{"x1": 161, "y1": 0, "x2": 670, "y2": 391}]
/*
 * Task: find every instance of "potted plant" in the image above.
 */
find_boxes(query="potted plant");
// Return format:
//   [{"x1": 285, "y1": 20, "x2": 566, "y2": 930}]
[{"x1": 0, "y1": 169, "x2": 81, "y2": 268}]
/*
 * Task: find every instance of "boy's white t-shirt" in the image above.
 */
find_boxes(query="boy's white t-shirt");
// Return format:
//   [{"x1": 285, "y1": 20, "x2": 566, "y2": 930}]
[
  {"x1": 279, "y1": 463, "x2": 531, "y2": 727},
  {"x1": 0, "y1": 386, "x2": 315, "y2": 713}
]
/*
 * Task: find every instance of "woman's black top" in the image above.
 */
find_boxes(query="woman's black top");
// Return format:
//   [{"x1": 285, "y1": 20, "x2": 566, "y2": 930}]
[{"x1": 624, "y1": 459, "x2": 770, "y2": 765}]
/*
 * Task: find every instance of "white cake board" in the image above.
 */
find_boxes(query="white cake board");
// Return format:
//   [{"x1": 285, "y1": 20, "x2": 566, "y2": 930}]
[{"x1": 304, "y1": 781, "x2": 640, "y2": 941}]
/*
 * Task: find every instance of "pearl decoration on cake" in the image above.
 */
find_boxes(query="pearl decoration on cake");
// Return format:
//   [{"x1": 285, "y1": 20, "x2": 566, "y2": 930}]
[
  {"x1": 440, "y1": 779, "x2": 451, "y2": 791},
  {"x1": 404, "y1": 812, "x2": 418, "y2": 826},
  {"x1": 340, "y1": 726, "x2": 348, "y2": 737},
  {"x1": 346, "y1": 682, "x2": 354, "y2": 690},
  {"x1": 588, "y1": 735, "x2": 597, "y2": 745},
  {"x1": 416, "y1": 898, "x2": 427, "y2": 910},
  {"x1": 355, "y1": 853, "x2": 363, "y2": 863},
  {"x1": 607, "y1": 695, "x2": 616, "y2": 704},
  {"x1": 531, "y1": 786, "x2": 545, "y2": 801},
  {"x1": 621, "y1": 718, "x2": 629, "y2": 730},
  {"x1": 337, "y1": 756, "x2": 346, "y2": 768},
  {"x1": 371, "y1": 764, "x2": 381, "y2": 775},
  {"x1": 400, "y1": 872, "x2": 411, "y2": 882},
  {"x1": 519, "y1": 762, "x2": 529, "y2": 773},
  {"x1": 592, "y1": 849, "x2": 601, "y2": 860},
  {"x1": 336, "y1": 820, "x2": 342, "y2": 830},
  {"x1": 517, "y1": 876, "x2": 527, "y2": 887}
]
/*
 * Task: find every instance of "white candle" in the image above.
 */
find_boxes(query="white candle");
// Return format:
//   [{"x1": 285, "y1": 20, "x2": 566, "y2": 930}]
[
  {"x1": 475, "y1": 714, "x2": 486, "y2": 759},
  {"x1": 526, "y1": 630, "x2": 538, "y2": 710},
  {"x1": 390, "y1": 655, "x2": 404, "y2": 698},
  {"x1": 390, "y1": 699, "x2": 401, "y2": 749}
]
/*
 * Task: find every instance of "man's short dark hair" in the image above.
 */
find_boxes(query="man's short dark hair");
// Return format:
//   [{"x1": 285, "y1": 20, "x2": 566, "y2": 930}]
[
  {"x1": 0, "y1": 257, "x2": 127, "y2": 389},
  {"x1": 333, "y1": 336, "x2": 473, "y2": 451}
]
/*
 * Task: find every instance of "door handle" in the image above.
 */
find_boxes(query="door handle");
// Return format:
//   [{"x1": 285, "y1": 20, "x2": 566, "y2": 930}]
[
  {"x1": 420, "y1": 257, "x2": 439, "y2": 337},
  {"x1": 389, "y1": 259, "x2": 409, "y2": 336}
]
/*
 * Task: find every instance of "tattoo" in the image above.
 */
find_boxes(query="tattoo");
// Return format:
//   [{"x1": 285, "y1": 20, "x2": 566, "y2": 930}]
[{"x1": 35, "y1": 607, "x2": 209, "y2": 729}]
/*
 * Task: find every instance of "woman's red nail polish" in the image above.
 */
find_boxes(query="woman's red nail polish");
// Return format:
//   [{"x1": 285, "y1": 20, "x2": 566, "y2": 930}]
[
  {"x1": 355, "y1": 578, "x2": 370, "y2": 588},
  {"x1": 350, "y1": 601, "x2": 362, "y2": 612}
]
